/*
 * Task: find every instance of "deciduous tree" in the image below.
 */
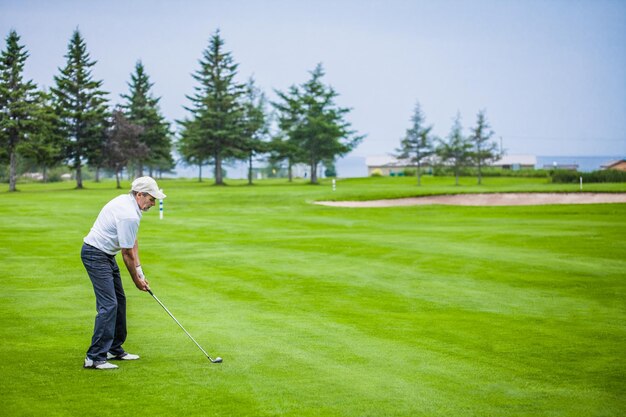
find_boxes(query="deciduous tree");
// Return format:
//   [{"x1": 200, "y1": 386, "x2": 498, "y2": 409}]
[
  {"x1": 121, "y1": 61, "x2": 173, "y2": 177},
  {"x1": 104, "y1": 109, "x2": 147, "y2": 188}
]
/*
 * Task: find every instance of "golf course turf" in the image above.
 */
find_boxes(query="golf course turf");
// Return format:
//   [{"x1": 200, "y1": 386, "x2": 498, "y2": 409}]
[{"x1": 1, "y1": 176, "x2": 624, "y2": 416}]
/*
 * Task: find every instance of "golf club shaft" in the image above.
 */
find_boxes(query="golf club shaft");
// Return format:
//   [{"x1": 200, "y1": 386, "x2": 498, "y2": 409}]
[{"x1": 147, "y1": 289, "x2": 218, "y2": 362}]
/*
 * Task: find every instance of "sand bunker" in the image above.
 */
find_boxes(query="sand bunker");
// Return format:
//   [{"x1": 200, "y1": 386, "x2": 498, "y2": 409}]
[{"x1": 315, "y1": 193, "x2": 626, "y2": 207}]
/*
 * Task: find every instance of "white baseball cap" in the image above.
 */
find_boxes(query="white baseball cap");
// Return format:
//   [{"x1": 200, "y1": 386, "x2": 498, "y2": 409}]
[{"x1": 131, "y1": 176, "x2": 166, "y2": 199}]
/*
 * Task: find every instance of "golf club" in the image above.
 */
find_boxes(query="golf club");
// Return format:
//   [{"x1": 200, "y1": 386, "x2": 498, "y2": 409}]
[{"x1": 147, "y1": 289, "x2": 222, "y2": 363}]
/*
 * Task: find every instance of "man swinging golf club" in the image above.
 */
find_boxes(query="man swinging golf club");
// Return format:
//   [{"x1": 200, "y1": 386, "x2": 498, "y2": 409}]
[{"x1": 81, "y1": 176, "x2": 165, "y2": 370}]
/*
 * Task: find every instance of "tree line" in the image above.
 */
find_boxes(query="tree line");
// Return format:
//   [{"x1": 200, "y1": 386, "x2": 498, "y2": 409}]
[
  {"x1": 396, "y1": 102, "x2": 501, "y2": 186},
  {"x1": 0, "y1": 29, "x2": 362, "y2": 191},
  {"x1": 0, "y1": 30, "x2": 174, "y2": 191}
]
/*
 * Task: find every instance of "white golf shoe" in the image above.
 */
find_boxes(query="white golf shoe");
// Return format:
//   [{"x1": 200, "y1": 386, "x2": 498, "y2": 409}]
[
  {"x1": 84, "y1": 357, "x2": 118, "y2": 370},
  {"x1": 107, "y1": 352, "x2": 140, "y2": 360}
]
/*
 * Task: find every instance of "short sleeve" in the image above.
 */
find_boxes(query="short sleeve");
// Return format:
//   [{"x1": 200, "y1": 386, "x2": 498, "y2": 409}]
[{"x1": 117, "y1": 218, "x2": 139, "y2": 249}]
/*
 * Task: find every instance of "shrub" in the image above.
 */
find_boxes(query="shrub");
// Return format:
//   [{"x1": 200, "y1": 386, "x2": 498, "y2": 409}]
[
  {"x1": 551, "y1": 169, "x2": 626, "y2": 183},
  {"x1": 47, "y1": 167, "x2": 73, "y2": 182},
  {"x1": 550, "y1": 170, "x2": 580, "y2": 183},
  {"x1": 432, "y1": 166, "x2": 549, "y2": 178},
  {"x1": 370, "y1": 168, "x2": 383, "y2": 177},
  {"x1": 585, "y1": 170, "x2": 626, "y2": 183},
  {"x1": 433, "y1": 166, "x2": 468, "y2": 176}
]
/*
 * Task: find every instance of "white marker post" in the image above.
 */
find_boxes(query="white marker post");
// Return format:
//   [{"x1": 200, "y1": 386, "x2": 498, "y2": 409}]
[
  {"x1": 159, "y1": 189, "x2": 164, "y2": 219},
  {"x1": 580, "y1": 177, "x2": 583, "y2": 191},
  {"x1": 332, "y1": 179, "x2": 336, "y2": 192}
]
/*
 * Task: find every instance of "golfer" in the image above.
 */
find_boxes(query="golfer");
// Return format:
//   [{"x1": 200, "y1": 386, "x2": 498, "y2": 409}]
[{"x1": 81, "y1": 176, "x2": 166, "y2": 370}]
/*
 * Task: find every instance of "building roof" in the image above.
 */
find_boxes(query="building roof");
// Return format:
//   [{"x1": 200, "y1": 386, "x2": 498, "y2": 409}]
[
  {"x1": 492, "y1": 154, "x2": 537, "y2": 166},
  {"x1": 601, "y1": 159, "x2": 626, "y2": 169},
  {"x1": 365, "y1": 155, "x2": 411, "y2": 167}
]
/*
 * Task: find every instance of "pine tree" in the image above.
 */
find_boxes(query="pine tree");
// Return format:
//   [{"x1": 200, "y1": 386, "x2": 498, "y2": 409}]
[
  {"x1": 0, "y1": 30, "x2": 38, "y2": 191},
  {"x1": 18, "y1": 89, "x2": 63, "y2": 182},
  {"x1": 267, "y1": 134, "x2": 300, "y2": 182},
  {"x1": 437, "y1": 113, "x2": 473, "y2": 186},
  {"x1": 51, "y1": 29, "x2": 109, "y2": 189},
  {"x1": 271, "y1": 83, "x2": 305, "y2": 182},
  {"x1": 273, "y1": 64, "x2": 363, "y2": 184},
  {"x1": 240, "y1": 78, "x2": 268, "y2": 185},
  {"x1": 396, "y1": 102, "x2": 434, "y2": 186},
  {"x1": 468, "y1": 109, "x2": 499, "y2": 185},
  {"x1": 177, "y1": 117, "x2": 210, "y2": 181},
  {"x1": 121, "y1": 61, "x2": 173, "y2": 177},
  {"x1": 179, "y1": 30, "x2": 245, "y2": 185}
]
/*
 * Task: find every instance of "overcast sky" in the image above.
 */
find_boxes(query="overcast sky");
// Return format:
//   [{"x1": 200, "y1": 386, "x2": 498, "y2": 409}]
[{"x1": 2, "y1": 0, "x2": 625, "y2": 158}]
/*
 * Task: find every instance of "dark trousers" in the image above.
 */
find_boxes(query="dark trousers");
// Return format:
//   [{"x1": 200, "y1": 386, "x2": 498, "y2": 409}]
[{"x1": 81, "y1": 243, "x2": 127, "y2": 361}]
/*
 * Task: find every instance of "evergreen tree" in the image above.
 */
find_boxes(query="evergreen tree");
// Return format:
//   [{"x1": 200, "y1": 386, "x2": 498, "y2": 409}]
[
  {"x1": 271, "y1": 83, "x2": 305, "y2": 182},
  {"x1": 396, "y1": 101, "x2": 434, "y2": 186},
  {"x1": 267, "y1": 134, "x2": 300, "y2": 182},
  {"x1": 240, "y1": 78, "x2": 268, "y2": 185},
  {"x1": 177, "y1": 117, "x2": 211, "y2": 182},
  {"x1": 18, "y1": 89, "x2": 63, "y2": 182},
  {"x1": 0, "y1": 141, "x2": 7, "y2": 176},
  {"x1": 468, "y1": 109, "x2": 499, "y2": 185},
  {"x1": 273, "y1": 64, "x2": 362, "y2": 184},
  {"x1": 323, "y1": 159, "x2": 337, "y2": 177},
  {"x1": 437, "y1": 113, "x2": 473, "y2": 186},
  {"x1": 51, "y1": 29, "x2": 109, "y2": 189},
  {"x1": 0, "y1": 30, "x2": 38, "y2": 191},
  {"x1": 121, "y1": 61, "x2": 173, "y2": 177},
  {"x1": 87, "y1": 115, "x2": 108, "y2": 183},
  {"x1": 179, "y1": 30, "x2": 245, "y2": 185}
]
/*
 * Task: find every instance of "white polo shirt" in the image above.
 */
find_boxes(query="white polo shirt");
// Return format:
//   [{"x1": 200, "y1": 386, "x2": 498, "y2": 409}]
[{"x1": 84, "y1": 193, "x2": 143, "y2": 255}]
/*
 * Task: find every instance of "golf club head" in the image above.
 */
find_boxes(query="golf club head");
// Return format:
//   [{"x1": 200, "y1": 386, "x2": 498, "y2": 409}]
[{"x1": 210, "y1": 357, "x2": 223, "y2": 363}]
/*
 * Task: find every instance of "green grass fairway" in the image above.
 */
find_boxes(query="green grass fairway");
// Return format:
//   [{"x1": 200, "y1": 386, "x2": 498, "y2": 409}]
[{"x1": 1, "y1": 177, "x2": 625, "y2": 416}]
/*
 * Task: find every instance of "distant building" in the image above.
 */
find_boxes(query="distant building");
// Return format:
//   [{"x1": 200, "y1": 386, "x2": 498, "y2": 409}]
[
  {"x1": 365, "y1": 155, "x2": 435, "y2": 176},
  {"x1": 490, "y1": 154, "x2": 536, "y2": 170},
  {"x1": 543, "y1": 162, "x2": 579, "y2": 171},
  {"x1": 601, "y1": 159, "x2": 626, "y2": 172},
  {"x1": 252, "y1": 163, "x2": 324, "y2": 180},
  {"x1": 22, "y1": 172, "x2": 44, "y2": 180},
  {"x1": 366, "y1": 155, "x2": 407, "y2": 176},
  {"x1": 366, "y1": 153, "x2": 540, "y2": 176}
]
